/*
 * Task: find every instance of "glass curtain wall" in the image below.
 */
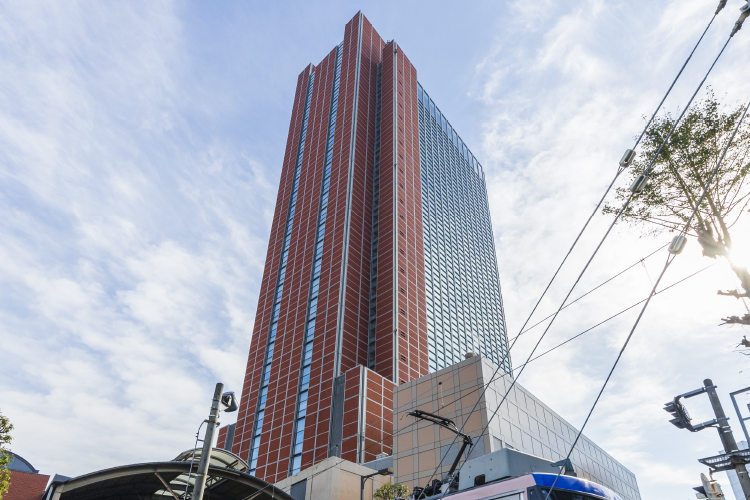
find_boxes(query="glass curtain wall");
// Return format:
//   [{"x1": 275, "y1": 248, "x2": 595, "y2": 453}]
[{"x1": 417, "y1": 83, "x2": 511, "y2": 374}]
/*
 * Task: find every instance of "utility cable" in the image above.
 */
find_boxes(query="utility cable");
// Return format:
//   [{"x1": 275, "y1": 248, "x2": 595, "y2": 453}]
[
  {"x1": 507, "y1": 243, "x2": 668, "y2": 344},
  {"x1": 275, "y1": 7, "x2": 730, "y2": 491},
  {"x1": 418, "y1": 174, "x2": 622, "y2": 496},
  {"x1": 183, "y1": 419, "x2": 208, "y2": 500},
  {"x1": 287, "y1": 363, "x2": 496, "y2": 490},
  {"x1": 512, "y1": 262, "x2": 715, "y2": 373},
  {"x1": 475, "y1": 0, "x2": 717, "y2": 399},
  {"x1": 541, "y1": 92, "x2": 750, "y2": 500},
  {"x1": 408, "y1": 263, "x2": 711, "y2": 428},
  {"x1": 630, "y1": 11, "x2": 719, "y2": 152},
  {"x1": 427, "y1": 13, "x2": 732, "y2": 499},
  {"x1": 296, "y1": 361, "x2": 481, "y2": 472},
  {"x1": 297, "y1": 262, "x2": 714, "y2": 493},
  {"x1": 286, "y1": 264, "x2": 714, "y2": 490}
]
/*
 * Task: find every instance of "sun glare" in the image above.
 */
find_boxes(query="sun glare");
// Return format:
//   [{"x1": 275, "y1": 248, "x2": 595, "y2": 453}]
[{"x1": 730, "y1": 250, "x2": 750, "y2": 270}]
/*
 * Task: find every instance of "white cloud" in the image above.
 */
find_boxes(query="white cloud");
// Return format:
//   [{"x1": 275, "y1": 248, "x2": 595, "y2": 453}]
[
  {"x1": 475, "y1": 0, "x2": 750, "y2": 497},
  {"x1": 0, "y1": 0, "x2": 273, "y2": 477},
  {"x1": 1, "y1": 1, "x2": 749, "y2": 499}
]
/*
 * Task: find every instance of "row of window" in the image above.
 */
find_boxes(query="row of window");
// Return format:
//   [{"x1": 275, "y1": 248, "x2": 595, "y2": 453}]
[
  {"x1": 422, "y1": 153, "x2": 490, "y2": 214},
  {"x1": 421, "y1": 148, "x2": 497, "y2": 266},
  {"x1": 417, "y1": 84, "x2": 511, "y2": 374},
  {"x1": 423, "y1": 190, "x2": 493, "y2": 239},
  {"x1": 249, "y1": 70, "x2": 316, "y2": 475},
  {"x1": 290, "y1": 44, "x2": 343, "y2": 476},
  {"x1": 417, "y1": 83, "x2": 484, "y2": 178},
  {"x1": 424, "y1": 272, "x2": 504, "y2": 317},
  {"x1": 367, "y1": 63, "x2": 383, "y2": 370}
]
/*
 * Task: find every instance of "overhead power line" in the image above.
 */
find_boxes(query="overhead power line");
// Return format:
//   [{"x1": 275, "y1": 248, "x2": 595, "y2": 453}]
[
  {"x1": 508, "y1": 243, "x2": 668, "y2": 344},
  {"x1": 456, "y1": 32, "x2": 739, "y2": 500},
  {"x1": 425, "y1": 6, "x2": 733, "y2": 498},
  {"x1": 295, "y1": 262, "x2": 715, "y2": 494},
  {"x1": 513, "y1": 262, "x2": 715, "y2": 372},
  {"x1": 540, "y1": 92, "x2": 750, "y2": 500}
]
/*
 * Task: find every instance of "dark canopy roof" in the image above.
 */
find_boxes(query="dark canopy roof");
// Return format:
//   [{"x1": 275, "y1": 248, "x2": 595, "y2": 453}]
[
  {"x1": 8, "y1": 452, "x2": 39, "y2": 473},
  {"x1": 45, "y1": 458, "x2": 293, "y2": 500},
  {"x1": 173, "y1": 448, "x2": 248, "y2": 472}
]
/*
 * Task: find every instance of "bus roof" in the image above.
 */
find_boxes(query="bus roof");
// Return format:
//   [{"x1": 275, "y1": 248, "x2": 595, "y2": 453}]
[
  {"x1": 532, "y1": 474, "x2": 623, "y2": 500},
  {"x1": 418, "y1": 473, "x2": 622, "y2": 500}
]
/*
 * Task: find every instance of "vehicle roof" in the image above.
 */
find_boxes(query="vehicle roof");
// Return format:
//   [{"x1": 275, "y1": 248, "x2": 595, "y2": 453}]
[
  {"x1": 532, "y1": 474, "x2": 622, "y2": 500},
  {"x1": 418, "y1": 473, "x2": 622, "y2": 500}
]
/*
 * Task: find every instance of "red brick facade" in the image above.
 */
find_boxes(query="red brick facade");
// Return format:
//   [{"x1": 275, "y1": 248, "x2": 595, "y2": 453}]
[
  {"x1": 232, "y1": 63, "x2": 313, "y2": 475},
  {"x1": 217, "y1": 423, "x2": 229, "y2": 449},
  {"x1": 372, "y1": 41, "x2": 428, "y2": 385},
  {"x1": 5, "y1": 470, "x2": 49, "y2": 500},
  {"x1": 337, "y1": 365, "x2": 397, "y2": 464},
  {"x1": 231, "y1": 12, "x2": 427, "y2": 483}
]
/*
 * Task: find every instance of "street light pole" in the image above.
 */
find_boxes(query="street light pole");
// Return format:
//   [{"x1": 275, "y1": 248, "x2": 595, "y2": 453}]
[
  {"x1": 360, "y1": 467, "x2": 393, "y2": 500},
  {"x1": 704, "y1": 379, "x2": 750, "y2": 499},
  {"x1": 193, "y1": 382, "x2": 223, "y2": 500}
]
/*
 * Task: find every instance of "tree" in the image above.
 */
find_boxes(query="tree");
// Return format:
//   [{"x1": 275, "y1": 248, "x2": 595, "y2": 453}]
[
  {"x1": 374, "y1": 482, "x2": 410, "y2": 500},
  {"x1": 0, "y1": 409, "x2": 12, "y2": 499},
  {"x1": 603, "y1": 91, "x2": 750, "y2": 324}
]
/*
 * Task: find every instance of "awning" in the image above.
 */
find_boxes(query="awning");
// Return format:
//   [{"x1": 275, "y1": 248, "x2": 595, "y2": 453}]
[{"x1": 45, "y1": 456, "x2": 292, "y2": 500}]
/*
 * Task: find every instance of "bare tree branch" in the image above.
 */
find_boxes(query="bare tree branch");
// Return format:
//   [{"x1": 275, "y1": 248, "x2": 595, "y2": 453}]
[
  {"x1": 722, "y1": 315, "x2": 750, "y2": 326},
  {"x1": 604, "y1": 90, "x2": 750, "y2": 329}
]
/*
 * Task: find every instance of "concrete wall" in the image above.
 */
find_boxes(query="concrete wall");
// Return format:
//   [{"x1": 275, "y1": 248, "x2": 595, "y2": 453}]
[
  {"x1": 392, "y1": 355, "x2": 641, "y2": 500},
  {"x1": 275, "y1": 457, "x2": 393, "y2": 500}
]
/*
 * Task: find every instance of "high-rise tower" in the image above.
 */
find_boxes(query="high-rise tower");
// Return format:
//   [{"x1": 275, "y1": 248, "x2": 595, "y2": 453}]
[{"x1": 219, "y1": 12, "x2": 510, "y2": 483}]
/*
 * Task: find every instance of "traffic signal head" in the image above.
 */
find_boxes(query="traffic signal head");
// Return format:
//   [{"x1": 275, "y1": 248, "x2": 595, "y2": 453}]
[
  {"x1": 664, "y1": 397, "x2": 692, "y2": 430},
  {"x1": 698, "y1": 472, "x2": 724, "y2": 499}
]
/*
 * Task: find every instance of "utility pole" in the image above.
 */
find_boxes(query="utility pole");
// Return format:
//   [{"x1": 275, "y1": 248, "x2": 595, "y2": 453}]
[
  {"x1": 665, "y1": 379, "x2": 750, "y2": 499},
  {"x1": 703, "y1": 379, "x2": 750, "y2": 499},
  {"x1": 193, "y1": 382, "x2": 223, "y2": 500}
]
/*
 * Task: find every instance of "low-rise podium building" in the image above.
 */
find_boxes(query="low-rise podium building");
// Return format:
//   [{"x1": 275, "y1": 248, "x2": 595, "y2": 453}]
[{"x1": 392, "y1": 355, "x2": 641, "y2": 500}]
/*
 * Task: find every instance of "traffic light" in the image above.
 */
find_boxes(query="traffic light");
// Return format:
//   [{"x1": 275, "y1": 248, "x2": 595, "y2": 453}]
[
  {"x1": 664, "y1": 397, "x2": 692, "y2": 430},
  {"x1": 663, "y1": 384, "x2": 724, "y2": 433},
  {"x1": 693, "y1": 472, "x2": 724, "y2": 499}
]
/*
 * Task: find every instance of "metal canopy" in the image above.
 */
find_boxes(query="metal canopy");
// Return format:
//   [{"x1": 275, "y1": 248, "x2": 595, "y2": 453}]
[
  {"x1": 169, "y1": 448, "x2": 251, "y2": 496},
  {"x1": 45, "y1": 460, "x2": 293, "y2": 500},
  {"x1": 698, "y1": 449, "x2": 750, "y2": 472},
  {"x1": 173, "y1": 448, "x2": 249, "y2": 472}
]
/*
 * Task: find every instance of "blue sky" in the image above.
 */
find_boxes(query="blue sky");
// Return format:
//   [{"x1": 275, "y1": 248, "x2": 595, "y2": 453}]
[{"x1": 1, "y1": 1, "x2": 750, "y2": 499}]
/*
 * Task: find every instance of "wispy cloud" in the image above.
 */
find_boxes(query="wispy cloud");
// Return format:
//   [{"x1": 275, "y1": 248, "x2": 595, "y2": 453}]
[
  {"x1": 1, "y1": 2, "x2": 749, "y2": 499},
  {"x1": 0, "y1": 0, "x2": 275, "y2": 475},
  {"x1": 475, "y1": 0, "x2": 750, "y2": 497}
]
